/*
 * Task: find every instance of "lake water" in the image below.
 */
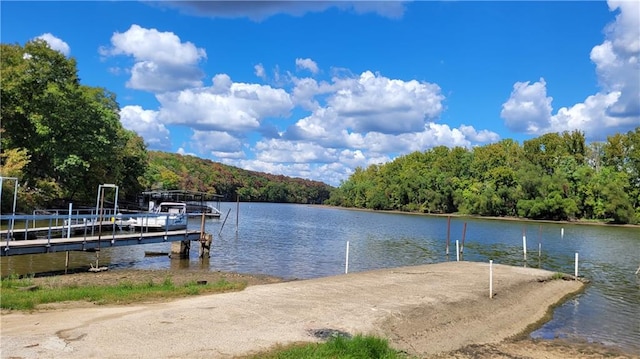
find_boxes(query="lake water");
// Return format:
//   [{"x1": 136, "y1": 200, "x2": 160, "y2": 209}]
[{"x1": 2, "y1": 203, "x2": 639, "y2": 353}]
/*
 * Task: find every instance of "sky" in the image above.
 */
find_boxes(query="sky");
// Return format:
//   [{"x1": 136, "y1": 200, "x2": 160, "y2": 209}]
[{"x1": 2, "y1": 1, "x2": 639, "y2": 186}]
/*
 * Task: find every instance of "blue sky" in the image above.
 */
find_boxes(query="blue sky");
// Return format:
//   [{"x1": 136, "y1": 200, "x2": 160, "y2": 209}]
[{"x1": 2, "y1": 1, "x2": 639, "y2": 186}]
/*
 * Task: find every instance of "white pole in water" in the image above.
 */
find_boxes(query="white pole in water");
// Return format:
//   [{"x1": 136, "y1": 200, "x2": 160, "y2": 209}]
[
  {"x1": 538, "y1": 242, "x2": 541, "y2": 257},
  {"x1": 489, "y1": 260, "x2": 493, "y2": 299},
  {"x1": 523, "y1": 234, "x2": 527, "y2": 261},
  {"x1": 561, "y1": 228, "x2": 565, "y2": 239},
  {"x1": 67, "y1": 202, "x2": 73, "y2": 239},
  {"x1": 456, "y1": 240, "x2": 460, "y2": 262},
  {"x1": 345, "y1": 241, "x2": 350, "y2": 274},
  {"x1": 574, "y1": 252, "x2": 579, "y2": 279}
]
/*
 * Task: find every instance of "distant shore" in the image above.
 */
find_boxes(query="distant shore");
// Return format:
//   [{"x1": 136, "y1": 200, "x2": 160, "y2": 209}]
[{"x1": 319, "y1": 204, "x2": 640, "y2": 228}]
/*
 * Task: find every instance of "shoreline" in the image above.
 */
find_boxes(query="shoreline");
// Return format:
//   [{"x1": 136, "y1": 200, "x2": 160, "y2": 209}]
[
  {"x1": 318, "y1": 204, "x2": 640, "y2": 228},
  {"x1": 3, "y1": 262, "x2": 636, "y2": 358}
]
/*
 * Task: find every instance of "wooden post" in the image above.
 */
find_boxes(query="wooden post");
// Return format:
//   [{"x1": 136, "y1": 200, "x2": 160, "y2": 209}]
[
  {"x1": 489, "y1": 260, "x2": 493, "y2": 299},
  {"x1": 171, "y1": 240, "x2": 190, "y2": 258},
  {"x1": 460, "y1": 222, "x2": 467, "y2": 253},
  {"x1": 235, "y1": 194, "x2": 240, "y2": 233},
  {"x1": 200, "y1": 233, "x2": 213, "y2": 258},
  {"x1": 65, "y1": 251, "x2": 70, "y2": 274},
  {"x1": 219, "y1": 208, "x2": 232, "y2": 235}
]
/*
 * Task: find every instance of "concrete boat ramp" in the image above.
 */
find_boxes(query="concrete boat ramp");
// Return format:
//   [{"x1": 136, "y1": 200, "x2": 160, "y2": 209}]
[{"x1": 0, "y1": 262, "x2": 583, "y2": 359}]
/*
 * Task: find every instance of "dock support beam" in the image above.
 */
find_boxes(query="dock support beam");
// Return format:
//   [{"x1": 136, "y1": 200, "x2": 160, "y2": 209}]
[
  {"x1": 199, "y1": 233, "x2": 212, "y2": 258},
  {"x1": 171, "y1": 240, "x2": 190, "y2": 258}
]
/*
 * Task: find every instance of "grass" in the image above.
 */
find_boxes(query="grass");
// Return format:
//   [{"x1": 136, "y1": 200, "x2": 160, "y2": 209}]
[
  {"x1": 551, "y1": 272, "x2": 566, "y2": 280},
  {"x1": 243, "y1": 334, "x2": 410, "y2": 359},
  {"x1": 0, "y1": 274, "x2": 245, "y2": 311}
]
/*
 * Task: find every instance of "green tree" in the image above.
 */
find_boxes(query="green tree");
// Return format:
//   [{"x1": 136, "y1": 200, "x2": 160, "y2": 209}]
[{"x1": 1, "y1": 40, "x2": 148, "y2": 207}]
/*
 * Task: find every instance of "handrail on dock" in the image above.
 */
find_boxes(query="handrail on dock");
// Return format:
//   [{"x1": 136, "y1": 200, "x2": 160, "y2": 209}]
[{"x1": 1, "y1": 212, "x2": 200, "y2": 256}]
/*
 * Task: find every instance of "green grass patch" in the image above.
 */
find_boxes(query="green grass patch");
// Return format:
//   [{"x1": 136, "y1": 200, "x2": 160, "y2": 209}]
[
  {"x1": 551, "y1": 272, "x2": 566, "y2": 280},
  {"x1": 0, "y1": 276, "x2": 244, "y2": 311},
  {"x1": 244, "y1": 334, "x2": 409, "y2": 359}
]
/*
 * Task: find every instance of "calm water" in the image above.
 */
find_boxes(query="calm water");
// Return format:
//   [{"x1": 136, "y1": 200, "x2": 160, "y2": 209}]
[{"x1": 2, "y1": 203, "x2": 639, "y2": 353}]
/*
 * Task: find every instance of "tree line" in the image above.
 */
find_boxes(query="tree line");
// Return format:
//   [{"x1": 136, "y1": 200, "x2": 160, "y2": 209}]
[
  {"x1": 327, "y1": 129, "x2": 640, "y2": 224},
  {"x1": 143, "y1": 151, "x2": 332, "y2": 204},
  {"x1": 0, "y1": 40, "x2": 331, "y2": 212}
]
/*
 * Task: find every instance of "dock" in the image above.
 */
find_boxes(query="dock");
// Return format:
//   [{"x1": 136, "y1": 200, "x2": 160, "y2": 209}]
[{"x1": 1, "y1": 213, "x2": 202, "y2": 257}]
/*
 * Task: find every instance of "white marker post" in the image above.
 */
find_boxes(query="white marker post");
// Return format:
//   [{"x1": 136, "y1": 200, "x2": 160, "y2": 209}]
[
  {"x1": 456, "y1": 240, "x2": 460, "y2": 262},
  {"x1": 489, "y1": 260, "x2": 493, "y2": 299},
  {"x1": 523, "y1": 234, "x2": 527, "y2": 261},
  {"x1": 574, "y1": 252, "x2": 579, "y2": 280},
  {"x1": 561, "y1": 228, "x2": 565, "y2": 239},
  {"x1": 538, "y1": 242, "x2": 541, "y2": 258},
  {"x1": 67, "y1": 202, "x2": 73, "y2": 239},
  {"x1": 345, "y1": 241, "x2": 350, "y2": 274}
]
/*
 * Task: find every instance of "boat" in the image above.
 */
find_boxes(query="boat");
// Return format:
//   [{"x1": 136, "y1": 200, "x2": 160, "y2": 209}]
[
  {"x1": 131, "y1": 202, "x2": 188, "y2": 231},
  {"x1": 138, "y1": 190, "x2": 223, "y2": 219}
]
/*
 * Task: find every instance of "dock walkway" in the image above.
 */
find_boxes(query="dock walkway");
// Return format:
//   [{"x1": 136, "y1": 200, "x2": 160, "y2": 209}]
[{"x1": 1, "y1": 213, "x2": 202, "y2": 256}]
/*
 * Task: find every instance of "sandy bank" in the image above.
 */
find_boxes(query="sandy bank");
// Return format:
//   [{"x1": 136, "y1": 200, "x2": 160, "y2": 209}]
[{"x1": 1, "y1": 262, "x2": 586, "y2": 358}]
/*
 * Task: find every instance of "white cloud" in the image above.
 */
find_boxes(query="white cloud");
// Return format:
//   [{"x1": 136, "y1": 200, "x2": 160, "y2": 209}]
[
  {"x1": 190, "y1": 130, "x2": 244, "y2": 156},
  {"x1": 176, "y1": 147, "x2": 197, "y2": 157},
  {"x1": 329, "y1": 71, "x2": 445, "y2": 134},
  {"x1": 591, "y1": 0, "x2": 640, "y2": 118},
  {"x1": 254, "y1": 63, "x2": 266, "y2": 80},
  {"x1": 101, "y1": 24, "x2": 206, "y2": 92},
  {"x1": 295, "y1": 58, "x2": 319, "y2": 74},
  {"x1": 459, "y1": 125, "x2": 501, "y2": 143},
  {"x1": 254, "y1": 139, "x2": 338, "y2": 163},
  {"x1": 104, "y1": 24, "x2": 206, "y2": 65},
  {"x1": 501, "y1": 0, "x2": 639, "y2": 140},
  {"x1": 156, "y1": 74, "x2": 294, "y2": 132},
  {"x1": 501, "y1": 78, "x2": 552, "y2": 134},
  {"x1": 35, "y1": 33, "x2": 70, "y2": 56},
  {"x1": 128, "y1": 61, "x2": 205, "y2": 93},
  {"x1": 119, "y1": 105, "x2": 171, "y2": 150}
]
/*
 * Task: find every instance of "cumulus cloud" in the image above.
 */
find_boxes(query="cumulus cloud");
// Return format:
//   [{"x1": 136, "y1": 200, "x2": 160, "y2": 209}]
[
  {"x1": 109, "y1": 33, "x2": 498, "y2": 185},
  {"x1": 501, "y1": 78, "x2": 552, "y2": 134},
  {"x1": 120, "y1": 105, "x2": 171, "y2": 150},
  {"x1": 35, "y1": 33, "x2": 70, "y2": 56},
  {"x1": 286, "y1": 71, "x2": 446, "y2": 145},
  {"x1": 255, "y1": 139, "x2": 338, "y2": 163},
  {"x1": 156, "y1": 74, "x2": 294, "y2": 132},
  {"x1": 190, "y1": 130, "x2": 245, "y2": 158},
  {"x1": 160, "y1": 1, "x2": 407, "y2": 21},
  {"x1": 101, "y1": 24, "x2": 206, "y2": 92},
  {"x1": 501, "y1": 0, "x2": 639, "y2": 140},
  {"x1": 295, "y1": 58, "x2": 319, "y2": 74},
  {"x1": 329, "y1": 71, "x2": 445, "y2": 134}
]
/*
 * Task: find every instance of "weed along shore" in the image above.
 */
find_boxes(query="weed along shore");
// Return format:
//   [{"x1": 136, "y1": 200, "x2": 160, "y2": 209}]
[{"x1": 1, "y1": 262, "x2": 632, "y2": 359}]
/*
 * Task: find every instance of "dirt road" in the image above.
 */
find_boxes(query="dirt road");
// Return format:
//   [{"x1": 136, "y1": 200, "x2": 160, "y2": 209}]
[{"x1": 0, "y1": 262, "x2": 618, "y2": 358}]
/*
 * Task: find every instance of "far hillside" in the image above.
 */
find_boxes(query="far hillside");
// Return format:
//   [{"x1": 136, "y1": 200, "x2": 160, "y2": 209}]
[{"x1": 143, "y1": 151, "x2": 333, "y2": 204}]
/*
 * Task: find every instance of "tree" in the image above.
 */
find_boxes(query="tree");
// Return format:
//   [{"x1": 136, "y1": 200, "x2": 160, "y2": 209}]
[{"x1": 1, "y1": 40, "x2": 148, "y2": 207}]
